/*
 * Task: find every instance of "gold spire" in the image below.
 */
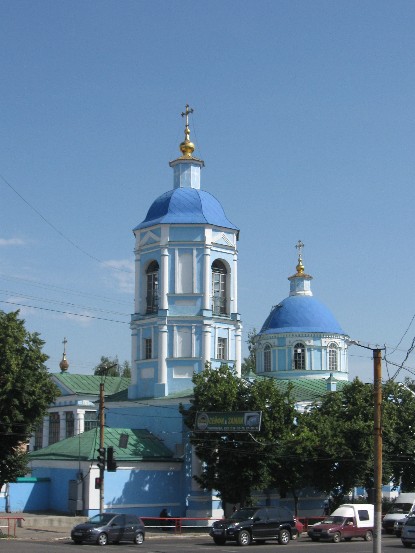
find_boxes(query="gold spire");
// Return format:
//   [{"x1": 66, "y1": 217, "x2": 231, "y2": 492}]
[
  {"x1": 59, "y1": 337, "x2": 69, "y2": 372},
  {"x1": 179, "y1": 104, "x2": 195, "y2": 157},
  {"x1": 295, "y1": 239, "x2": 305, "y2": 275}
]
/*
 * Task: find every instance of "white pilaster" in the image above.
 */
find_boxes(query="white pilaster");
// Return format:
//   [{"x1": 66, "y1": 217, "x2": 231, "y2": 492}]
[
  {"x1": 158, "y1": 325, "x2": 168, "y2": 384},
  {"x1": 203, "y1": 247, "x2": 211, "y2": 310},
  {"x1": 161, "y1": 247, "x2": 169, "y2": 309}
]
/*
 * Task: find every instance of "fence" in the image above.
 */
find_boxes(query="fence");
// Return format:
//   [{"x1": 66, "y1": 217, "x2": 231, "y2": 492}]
[{"x1": 0, "y1": 516, "x2": 25, "y2": 538}]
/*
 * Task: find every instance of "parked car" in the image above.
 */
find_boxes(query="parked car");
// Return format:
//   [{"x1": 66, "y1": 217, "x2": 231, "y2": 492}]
[
  {"x1": 209, "y1": 506, "x2": 298, "y2": 546},
  {"x1": 382, "y1": 493, "x2": 415, "y2": 534},
  {"x1": 71, "y1": 512, "x2": 145, "y2": 546},
  {"x1": 307, "y1": 504, "x2": 374, "y2": 543},
  {"x1": 401, "y1": 516, "x2": 415, "y2": 548}
]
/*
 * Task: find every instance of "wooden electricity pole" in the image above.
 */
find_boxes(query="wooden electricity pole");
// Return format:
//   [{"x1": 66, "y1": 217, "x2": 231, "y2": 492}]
[
  {"x1": 373, "y1": 349, "x2": 382, "y2": 553},
  {"x1": 99, "y1": 382, "x2": 105, "y2": 515}
]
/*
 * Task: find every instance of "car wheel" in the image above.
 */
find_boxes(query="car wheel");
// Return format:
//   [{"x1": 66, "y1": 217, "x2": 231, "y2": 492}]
[
  {"x1": 364, "y1": 530, "x2": 373, "y2": 542},
  {"x1": 133, "y1": 532, "x2": 144, "y2": 544},
  {"x1": 97, "y1": 532, "x2": 108, "y2": 546},
  {"x1": 278, "y1": 529, "x2": 290, "y2": 545},
  {"x1": 213, "y1": 537, "x2": 226, "y2": 545},
  {"x1": 332, "y1": 532, "x2": 341, "y2": 543},
  {"x1": 237, "y1": 529, "x2": 252, "y2": 546}
]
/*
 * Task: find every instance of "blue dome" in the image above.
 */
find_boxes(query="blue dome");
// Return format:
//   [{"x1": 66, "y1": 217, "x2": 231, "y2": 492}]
[
  {"x1": 134, "y1": 188, "x2": 238, "y2": 231},
  {"x1": 260, "y1": 295, "x2": 344, "y2": 335}
]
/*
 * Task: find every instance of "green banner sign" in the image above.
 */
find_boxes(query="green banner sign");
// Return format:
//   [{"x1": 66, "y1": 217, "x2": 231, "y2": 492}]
[{"x1": 195, "y1": 411, "x2": 262, "y2": 432}]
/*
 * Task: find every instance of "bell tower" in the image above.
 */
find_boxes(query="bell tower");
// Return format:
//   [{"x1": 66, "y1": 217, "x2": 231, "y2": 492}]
[{"x1": 129, "y1": 106, "x2": 241, "y2": 399}]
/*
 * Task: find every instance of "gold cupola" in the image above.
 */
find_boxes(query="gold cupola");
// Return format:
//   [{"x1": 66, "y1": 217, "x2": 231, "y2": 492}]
[
  {"x1": 288, "y1": 240, "x2": 313, "y2": 296},
  {"x1": 59, "y1": 337, "x2": 69, "y2": 372}
]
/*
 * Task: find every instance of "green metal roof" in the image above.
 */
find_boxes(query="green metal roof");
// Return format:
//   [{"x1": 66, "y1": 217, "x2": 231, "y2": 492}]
[
  {"x1": 252, "y1": 376, "x2": 348, "y2": 403},
  {"x1": 52, "y1": 373, "x2": 130, "y2": 396},
  {"x1": 29, "y1": 428, "x2": 175, "y2": 462}
]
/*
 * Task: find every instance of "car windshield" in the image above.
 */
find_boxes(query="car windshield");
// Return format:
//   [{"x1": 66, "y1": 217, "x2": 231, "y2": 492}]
[
  {"x1": 230, "y1": 508, "x2": 257, "y2": 521},
  {"x1": 389, "y1": 503, "x2": 413, "y2": 514},
  {"x1": 87, "y1": 514, "x2": 114, "y2": 526},
  {"x1": 321, "y1": 516, "x2": 345, "y2": 525}
]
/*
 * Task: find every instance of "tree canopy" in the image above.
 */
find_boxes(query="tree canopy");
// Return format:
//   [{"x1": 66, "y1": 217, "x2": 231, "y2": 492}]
[
  {"x1": 93, "y1": 356, "x2": 131, "y2": 377},
  {"x1": 180, "y1": 364, "x2": 297, "y2": 506},
  {"x1": 0, "y1": 310, "x2": 59, "y2": 488},
  {"x1": 181, "y1": 366, "x2": 415, "y2": 512}
]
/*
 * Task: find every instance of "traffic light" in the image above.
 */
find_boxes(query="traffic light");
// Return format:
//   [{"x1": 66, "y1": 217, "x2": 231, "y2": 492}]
[
  {"x1": 97, "y1": 447, "x2": 106, "y2": 471},
  {"x1": 95, "y1": 477, "x2": 101, "y2": 489},
  {"x1": 107, "y1": 446, "x2": 117, "y2": 472}
]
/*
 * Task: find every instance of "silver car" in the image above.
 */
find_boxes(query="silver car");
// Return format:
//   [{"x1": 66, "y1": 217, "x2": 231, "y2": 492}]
[{"x1": 401, "y1": 516, "x2": 415, "y2": 548}]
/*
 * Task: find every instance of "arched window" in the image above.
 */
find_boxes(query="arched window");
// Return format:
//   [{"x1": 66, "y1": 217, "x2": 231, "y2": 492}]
[
  {"x1": 293, "y1": 343, "x2": 305, "y2": 370},
  {"x1": 146, "y1": 260, "x2": 159, "y2": 314},
  {"x1": 328, "y1": 343, "x2": 338, "y2": 372},
  {"x1": 264, "y1": 345, "x2": 271, "y2": 372},
  {"x1": 212, "y1": 260, "x2": 227, "y2": 315}
]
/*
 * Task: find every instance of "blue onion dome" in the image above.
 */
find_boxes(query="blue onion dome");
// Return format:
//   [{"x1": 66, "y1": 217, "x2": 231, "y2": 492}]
[
  {"x1": 134, "y1": 187, "x2": 238, "y2": 231},
  {"x1": 260, "y1": 241, "x2": 345, "y2": 335},
  {"x1": 260, "y1": 295, "x2": 344, "y2": 335}
]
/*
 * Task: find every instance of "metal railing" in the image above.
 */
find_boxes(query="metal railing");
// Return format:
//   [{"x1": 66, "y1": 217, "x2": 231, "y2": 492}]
[{"x1": 0, "y1": 516, "x2": 25, "y2": 538}]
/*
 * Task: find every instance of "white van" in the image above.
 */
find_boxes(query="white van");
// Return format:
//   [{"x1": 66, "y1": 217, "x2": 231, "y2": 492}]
[{"x1": 382, "y1": 493, "x2": 415, "y2": 534}]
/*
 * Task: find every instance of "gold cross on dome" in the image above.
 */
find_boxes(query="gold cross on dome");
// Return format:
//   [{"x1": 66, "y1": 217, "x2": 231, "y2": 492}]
[
  {"x1": 62, "y1": 336, "x2": 67, "y2": 353},
  {"x1": 181, "y1": 104, "x2": 194, "y2": 128},
  {"x1": 295, "y1": 240, "x2": 304, "y2": 258}
]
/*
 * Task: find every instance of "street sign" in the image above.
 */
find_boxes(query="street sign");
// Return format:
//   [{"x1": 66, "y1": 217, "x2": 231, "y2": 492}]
[{"x1": 195, "y1": 411, "x2": 262, "y2": 432}]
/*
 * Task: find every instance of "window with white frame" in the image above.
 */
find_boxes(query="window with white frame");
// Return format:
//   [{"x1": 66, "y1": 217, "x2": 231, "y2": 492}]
[
  {"x1": 264, "y1": 345, "x2": 271, "y2": 372},
  {"x1": 34, "y1": 423, "x2": 43, "y2": 450},
  {"x1": 293, "y1": 343, "x2": 305, "y2": 370},
  {"x1": 328, "y1": 343, "x2": 338, "y2": 371},
  {"x1": 48, "y1": 412, "x2": 60, "y2": 445},
  {"x1": 146, "y1": 260, "x2": 159, "y2": 314},
  {"x1": 217, "y1": 337, "x2": 227, "y2": 360},
  {"x1": 84, "y1": 411, "x2": 98, "y2": 432},
  {"x1": 144, "y1": 338, "x2": 152, "y2": 359},
  {"x1": 212, "y1": 260, "x2": 227, "y2": 315},
  {"x1": 65, "y1": 411, "x2": 74, "y2": 438}
]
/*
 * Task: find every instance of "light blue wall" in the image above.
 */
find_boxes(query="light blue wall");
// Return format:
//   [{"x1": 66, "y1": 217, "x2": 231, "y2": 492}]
[{"x1": 8, "y1": 478, "x2": 51, "y2": 512}]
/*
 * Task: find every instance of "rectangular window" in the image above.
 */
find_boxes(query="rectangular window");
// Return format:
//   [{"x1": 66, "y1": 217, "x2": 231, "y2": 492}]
[
  {"x1": 217, "y1": 337, "x2": 227, "y2": 360},
  {"x1": 65, "y1": 411, "x2": 75, "y2": 438},
  {"x1": 48, "y1": 413, "x2": 60, "y2": 445},
  {"x1": 144, "y1": 338, "x2": 152, "y2": 359},
  {"x1": 84, "y1": 411, "x2": 98, "y2": 432},
  {"x1": 34, "y1": 423, "x2": 43, "y2": 450}
]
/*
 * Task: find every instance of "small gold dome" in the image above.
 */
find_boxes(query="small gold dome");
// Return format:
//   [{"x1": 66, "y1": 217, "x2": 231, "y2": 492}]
[
  {"x1": 60, "y1": 353, "x2": 69, "y2": 372},
  {"x1": 180, "y1": 138, "x2": 195, "y2": 157}
]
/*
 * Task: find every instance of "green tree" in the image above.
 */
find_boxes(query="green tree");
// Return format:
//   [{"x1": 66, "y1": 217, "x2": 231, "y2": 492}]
[
  {"x1": 0, "y1": 310, "x2": 59, "y2": 488},
  {"x1": 180, "y1": 365, "x2": 297, "y2": 506},
  {"x1": 93, "y1": 356, "x2": 131, "y2": 377},
  {"x1": 298, "y1": 378, "x2": 415, "y2": 508}
]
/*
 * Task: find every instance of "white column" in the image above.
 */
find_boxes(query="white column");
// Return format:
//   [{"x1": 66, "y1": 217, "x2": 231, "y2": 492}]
[
  {"x1": 232, "y1": 251, "x2": 238, "y2": 313},
  {"x1": 76, "y1": 411, "x2": 85, "y2": 435},
  {"x1": 203, "y1": 246, "x2": 211, "y2": 310},
  {"x1": 161, "y1": 247, "x2": 169, "y2": 310},
  {"x1": 202, "y1": 324, "x2": 211, "y2": 366},
  {"x1": 158, "y1": 325, "x2": 168, "y2": 384}
]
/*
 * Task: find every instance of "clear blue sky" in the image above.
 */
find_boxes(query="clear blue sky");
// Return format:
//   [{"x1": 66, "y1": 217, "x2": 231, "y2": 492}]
[{"x1": 1, "y1": 0, "x2": 414, "y2": 382}]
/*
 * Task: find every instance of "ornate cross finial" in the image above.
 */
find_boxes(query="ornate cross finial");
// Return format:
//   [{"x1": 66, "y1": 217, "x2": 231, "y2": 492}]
[
  {"x1": 295, "y1": 240, "x2": 304, "y2": 259},
  {"x1": 181, "y1": 104, "x2": 194, "y2": 128}
]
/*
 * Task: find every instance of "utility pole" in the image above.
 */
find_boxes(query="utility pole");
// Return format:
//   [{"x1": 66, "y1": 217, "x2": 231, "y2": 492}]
[
  {"x1": 99, "y1": 382, "x2": 105, "y2": 515},
  {"x1": 373, "y1": 349, "x2": 382, "y2": 553}
]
